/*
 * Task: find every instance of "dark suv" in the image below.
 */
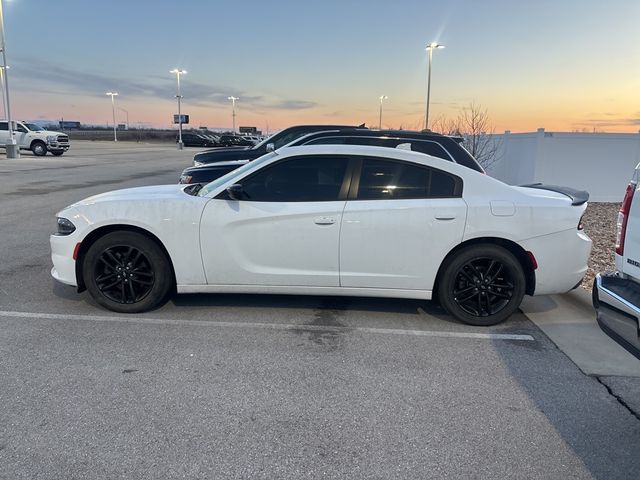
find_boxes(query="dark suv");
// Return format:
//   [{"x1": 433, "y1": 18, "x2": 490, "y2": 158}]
[
  {"x1": 191, "y1": 124, "x2": 364, "y2": 167},
  {"x1": 179, "y1": 128, "x2": 483, "y2": 185}
]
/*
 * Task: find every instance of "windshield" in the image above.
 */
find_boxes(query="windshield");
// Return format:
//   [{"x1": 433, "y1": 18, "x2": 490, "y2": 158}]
[
  {"x1": 197, "y1": 152, "x2": 278, "y2": 197},
  {"x1": 24, "y1": 123, "x2": 44, "y2": 131},
  {"x1": 252, "y1": 128, "x2": 306, "y2": 150}
]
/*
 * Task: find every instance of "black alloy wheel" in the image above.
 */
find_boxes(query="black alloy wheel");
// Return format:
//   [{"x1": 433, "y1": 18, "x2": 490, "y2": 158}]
[
  {"x1": 94, "y1": 245, "x2": 155, "y2": 304},
  {"x1": 452, "y1": 257, "x2": 514, "y2": 317},
  {"x1": 438, "y1": 244, "x2": 526, "y2": 326},
  {"x1": 83, "y1": 231, "x2": 174, "y2": 313}
]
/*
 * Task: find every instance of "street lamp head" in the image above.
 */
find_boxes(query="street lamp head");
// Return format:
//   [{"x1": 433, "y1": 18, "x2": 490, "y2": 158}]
[
  {"x1": 105, "y1": 92, "x2": 118, "y2": 96},
  {"x1": 170, "y1": 69, "x2": 187, "y2": 75},
  {"x1": 380, "y1": 95, "x2": 388, "y2": 101},
  {"x1": 228, "y1": 96, "x2": 239, "y2": 101},
  {"x1": 426, "y1": 42, "x2": 445, "y2": 50}
]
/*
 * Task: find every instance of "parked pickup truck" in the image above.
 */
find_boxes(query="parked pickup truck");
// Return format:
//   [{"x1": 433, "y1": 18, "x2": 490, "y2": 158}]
[
  {"x1": 593, "y1": 163, "x2": 640, "y2": 360},
  {"x1": 0, "y1": 120, "x2": 70, "y2": 156}
]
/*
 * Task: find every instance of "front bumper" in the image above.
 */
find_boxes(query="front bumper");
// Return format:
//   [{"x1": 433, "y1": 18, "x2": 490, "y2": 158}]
[
  {"x1": 593, "y1": 272, "x2": 640, "y2": 360},
  {"x1": 47, "y1": 143, "x2": 70, "y2": 151},
  {"x1": 50, "y1": 234, "x2": 78, "y2": 287}
]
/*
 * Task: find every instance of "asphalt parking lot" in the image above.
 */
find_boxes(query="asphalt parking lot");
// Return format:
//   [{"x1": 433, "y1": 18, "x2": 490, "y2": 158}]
[{"x1": 1, "y1": 141, "x2": 640, "y2": 479}]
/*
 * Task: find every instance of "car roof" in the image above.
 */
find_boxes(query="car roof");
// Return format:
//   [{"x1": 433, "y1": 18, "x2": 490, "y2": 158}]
[
  {"x1": 295, "y1": 128, "x2": 453, "y2": 140},
  {"x1": 276, "y1": 144, "x2": 475, "y2": 176}
]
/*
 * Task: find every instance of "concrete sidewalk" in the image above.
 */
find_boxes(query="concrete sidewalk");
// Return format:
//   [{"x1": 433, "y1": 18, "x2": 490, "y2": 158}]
[{"x1": 521, "y1": 288, "x2": 640, "y2": 377}]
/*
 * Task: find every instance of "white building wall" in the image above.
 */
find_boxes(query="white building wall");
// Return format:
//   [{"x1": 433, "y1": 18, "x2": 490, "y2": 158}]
[{"x1": 486, "y1": 129, "x2": 640, "y2": 202}]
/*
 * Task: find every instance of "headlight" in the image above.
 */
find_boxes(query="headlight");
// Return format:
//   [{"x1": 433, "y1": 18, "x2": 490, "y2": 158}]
[
  {"x1": 193, "y1": 161, "x2": 204, "y2": 167},
  {"x1": 179, "y1": 175, "x2": 193, "y2": 184},
  {"x1": 46, "y1": 135, "x2": 57, "y2": 143},
  {"x1": 56, "y1": 217, "x2": 76, "y2": 235}
]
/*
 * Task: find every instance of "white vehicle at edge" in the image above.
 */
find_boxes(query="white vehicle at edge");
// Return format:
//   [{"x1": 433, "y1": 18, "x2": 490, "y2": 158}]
[
  {"x1": 50, "y1": 145, "x2": 592, "y2": 326},
  {"x1": 0, "y1": 120, "x2": 70, "y2": 156},
  {"x1": 593, "y1": 163, "x2": 640, "y2": 358}
]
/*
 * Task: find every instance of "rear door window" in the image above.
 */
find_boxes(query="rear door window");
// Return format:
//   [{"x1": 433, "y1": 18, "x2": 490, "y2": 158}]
[{"x1": 355, "y1": 158, "x2": 462, "y2": 200}]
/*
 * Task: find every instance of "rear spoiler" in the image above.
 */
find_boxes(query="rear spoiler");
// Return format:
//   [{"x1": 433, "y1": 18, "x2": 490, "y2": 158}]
[{"x1": 520, "y1": 183, "x2": 589, "y2": 206}]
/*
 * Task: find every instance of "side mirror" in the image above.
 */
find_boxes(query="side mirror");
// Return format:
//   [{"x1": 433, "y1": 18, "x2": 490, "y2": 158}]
[
  {"x1": 226, "y1": 183, "x2": 244, "y2": 201},
  {"x1": 266, "y1": 143, "x2": 275, "y2": 153}
]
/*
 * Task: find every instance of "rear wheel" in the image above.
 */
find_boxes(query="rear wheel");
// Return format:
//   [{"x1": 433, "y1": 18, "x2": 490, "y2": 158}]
[
  {"x1": 31, "y1": 141, "x2": 47, "y2": 156},
  {"x1": 82, "y1": 231, "x2": 174, "y2": 313},
  {"x1": 438, "y1": 244, "x2": 526, "y2": 326}
]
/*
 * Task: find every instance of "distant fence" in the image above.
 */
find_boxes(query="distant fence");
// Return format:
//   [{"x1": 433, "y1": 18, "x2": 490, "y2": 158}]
[{"x1": 66, "y1": 130, "x2": 177, "y2": 143}]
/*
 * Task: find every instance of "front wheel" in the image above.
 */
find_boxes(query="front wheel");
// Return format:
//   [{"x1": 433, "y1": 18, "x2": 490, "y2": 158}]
[
  {"x1": 438, "y1": 244, "x2": 526, "y2": 326},
  {"x1": 31, "y1": 141, "x2": 47, "y2": 156},
  {"x1": 82, "y1": 231, "x2": 174, "y2": 313}
]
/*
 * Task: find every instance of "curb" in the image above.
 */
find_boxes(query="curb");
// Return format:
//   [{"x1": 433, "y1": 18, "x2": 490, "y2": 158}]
[{"x1": 520, "y1": 288, "x2": 640, "y2": 377}]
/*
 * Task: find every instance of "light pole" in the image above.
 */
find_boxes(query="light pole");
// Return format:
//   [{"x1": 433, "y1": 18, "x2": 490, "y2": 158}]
[
  {"x1": 228, "y1": 96, "x2": 239, "y2": 135},
  {"x1": 170, "y1": 68, "x2": 187, "y2": 149},
  {"x1": 0, "y1": 65, "x2": 7, "y2": 120},
  {"x1": 105, "y1": 92, "x2": 118, "y2": 141},
  {"x1": 378, "y1": 95, "x2": 388, "y2": 129},
  {"x1": 118, "y1": 107, "x2": 129, "y2": 130},
  {"x1": 425, "y1": 42, "x2": 445, "y2": 131},
  {"x1": 0, "y1": 0, "x2": 17, "y2": 158}
]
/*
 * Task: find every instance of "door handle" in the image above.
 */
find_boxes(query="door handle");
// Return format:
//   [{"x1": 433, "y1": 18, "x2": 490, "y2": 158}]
[
  {"x1": 314, "y1": 216, "x2": 336, "y2": 225},
  {"x1": 435, "y1": 213, "x2": 456, "y2": 220}
]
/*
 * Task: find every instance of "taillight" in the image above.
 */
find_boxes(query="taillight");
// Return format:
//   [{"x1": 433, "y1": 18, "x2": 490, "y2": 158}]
[{"x1": 616, "y1": 182, "x2": 636, "y2": 255}]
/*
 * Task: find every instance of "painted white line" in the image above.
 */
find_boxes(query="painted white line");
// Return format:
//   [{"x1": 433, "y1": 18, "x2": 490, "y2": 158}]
[{"x1": 0, "y1": 310, "x2": 535, "y2": 341}]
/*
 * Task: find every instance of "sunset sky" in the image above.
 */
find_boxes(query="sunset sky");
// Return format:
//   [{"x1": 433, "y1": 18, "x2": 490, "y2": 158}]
[{"x1": 4, "y1": 0, "x2": 639, "y2": 133}]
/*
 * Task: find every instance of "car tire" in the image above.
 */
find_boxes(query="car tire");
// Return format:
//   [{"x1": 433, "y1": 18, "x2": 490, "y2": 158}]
[
  {"x1": 51, "y1": 150, "x2": 64, "y2": 156},
  {"x1": 82, "y1": 231, "x2": 174, "y2": 313},
  {"x1": 31, "y1": 141, "x2": 47, "y2": 156},
  {"x1": 438, "y1": 244, "x2": 526, "y2": 326}
]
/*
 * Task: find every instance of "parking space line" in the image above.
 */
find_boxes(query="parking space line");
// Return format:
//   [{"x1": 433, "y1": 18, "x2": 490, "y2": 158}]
[{"x1": 0, "y1": 310, "x2": 535, "y2": 341}]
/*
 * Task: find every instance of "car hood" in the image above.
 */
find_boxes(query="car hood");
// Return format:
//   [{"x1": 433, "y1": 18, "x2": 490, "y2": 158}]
[
  {"x1": 39, "y1": 129, "x2": 66, "y2": 136},
  {"x1": 193, "y1": 146, "x2": 261, "y2": 165},
  {"x1": 68, "y1": 184, "x2": 188, "y2": 208}
]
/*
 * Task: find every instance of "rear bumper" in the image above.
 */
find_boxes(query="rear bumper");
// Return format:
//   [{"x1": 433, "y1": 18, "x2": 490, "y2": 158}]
[
  {"x1": 593, "y1": 272, "x2": 640, "y2": 360},
  {"x1": 519, "y1": 229, "x2": 591, "y2": 295}
]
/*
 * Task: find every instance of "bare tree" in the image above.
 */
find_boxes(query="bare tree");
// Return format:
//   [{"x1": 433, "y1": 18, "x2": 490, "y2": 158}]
[
  {"x1": 431, "y1": 102, "x2": 502, "y2": 170},
  {"x1": 430, "y1": 113, "x2": 461, "y2": 137},
  {"x1": 456, "y1": 102, "x2": 501, "y2": 169}
]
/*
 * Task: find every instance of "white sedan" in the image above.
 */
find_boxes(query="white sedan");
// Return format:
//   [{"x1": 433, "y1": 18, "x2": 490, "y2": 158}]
[{"x1": 50, "y1": 145, "x2": 592, "y2": 326}]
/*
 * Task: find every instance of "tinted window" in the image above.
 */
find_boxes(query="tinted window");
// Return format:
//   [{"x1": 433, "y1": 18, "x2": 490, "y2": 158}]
[
  {"x1": 0, "y1": 122, "x2": 7, "y2": 131},
  {"x1": 409, "y1": 141, "x2": 451, "y2": 161},
  {"x1": 241, "y1": 156, "x2": 348, "y2": 202},
  {"x1": 430, "y1": 169, "x2": 458, "y2": 197},
  {"x1": 272, "y1": 129, "x2": 314, "y2": 149},
  {"x1": 357, "y1": 158, "x2": 460, "y2": 200},
  {"x1": 307, "y1": 136, "x2": 452, "y2": 163}
]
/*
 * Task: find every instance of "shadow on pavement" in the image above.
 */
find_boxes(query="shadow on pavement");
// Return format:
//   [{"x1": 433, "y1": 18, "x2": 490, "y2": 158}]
[
  {"x1": 170, "y1": 292, "x2": 444, "y2": 316},
  {"x1": 494, "y1": 327, "x2": 640, "y2": 480}
]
